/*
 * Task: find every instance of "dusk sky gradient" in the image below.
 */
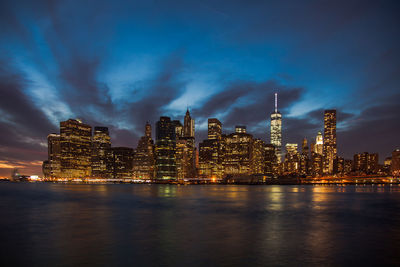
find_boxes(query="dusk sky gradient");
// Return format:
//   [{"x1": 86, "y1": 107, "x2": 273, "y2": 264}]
[{"x1": 1, "y1": 0, "x2": 399, "y2": 176}]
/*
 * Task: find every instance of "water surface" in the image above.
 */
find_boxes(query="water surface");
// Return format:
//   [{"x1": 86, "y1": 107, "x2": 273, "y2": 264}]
[{"x1": 1, "y1": 183, "x2": 400, "y2": 266}]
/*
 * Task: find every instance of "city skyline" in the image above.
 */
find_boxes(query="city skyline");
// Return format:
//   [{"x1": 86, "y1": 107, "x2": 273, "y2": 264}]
[
  {"x1": 1, "y1": 0, "x2": 400, "y2": 177},
  {"x1": 38, "y1": 104, "x2": 397, "y2": 181}
]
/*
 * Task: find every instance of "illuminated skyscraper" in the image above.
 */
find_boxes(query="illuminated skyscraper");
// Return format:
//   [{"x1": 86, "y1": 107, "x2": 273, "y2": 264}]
[
  {"x1": 175, "y1": 138, "x2": 195, "y2": 179},
  {"x1": 176, "y1": 110, "x2": 196, "y2": 179},
  {"x1": 132, "y1": 122, "x2": 155, "y2": 179},
  {"x1": 199, "y1": 118, "x2": 223, "y2": 179},
  {"x1": 251, "y1": 139, "x2": 265, "y2": 174},
  {"x1": 91, "y1": 127, "x2": 111, "y2": 178},
  {"x1": 300, "y1": 138, "x2": 309, "y2": 176},
  {"x1": 391, "y1": 149, "x2": 400, "y2": 177},
  {"x1": 302, "y1": 138, "x2": 308, "y2": 155},
  {"x1": 323, "y1": 110, "x2": 337, "y2": 175},
  {"x1": 106, "y1": 147, "x2": 134, "y2": 179},
  {"x1": 315, "y1": 131, "x2": 323, "y2": 155},
  {"x1": 173, "y1": 120, "x2": 183, "y2": 138},
  {"x1": 310, "y1": 152, "x2": 323, "y2": 177},
  {"x1": 264, "y1": 144, "x2": 276, "y2": 176},
  {"x1": 235, "y1": 125, "x2": 246, "y2": 133},
  {"x1": 353, "y1": 152, "x2": 379, "y2": 174},
  {"x1": 223, "y1": 130, "x2": 253, "y2": 175},
  {"x1": 284, "y1": 143, "x2": 299, "y2": 174},
  {"x1": 46, "y1": 133, "x2": 61, "y2": 179},
  {"x1": 270, "y1": 93, "x2": 282, "y2": 163},
  {"x1": 60, "y1": 119, "x2": 92, "y2": 179},
  {"x1": 155, "y1": 117, "x2": 176, "y2": 180},
  {"x1": 208, "y1": 118, "x2": 222, "y2": 140},
  {"x1": 183, "y1": 108, "x2": 195, "y2": 138}
]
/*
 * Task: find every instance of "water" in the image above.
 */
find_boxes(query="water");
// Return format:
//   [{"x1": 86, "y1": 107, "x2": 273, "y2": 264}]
[{"x1": 1, "y1": 183, "x2": 400, "y2": 266}]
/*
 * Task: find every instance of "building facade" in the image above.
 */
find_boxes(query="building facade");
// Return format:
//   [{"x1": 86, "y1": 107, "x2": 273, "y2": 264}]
[
  {"x1": 91, "y1": 127, "x2": 111, "y2": 178},
  {"x1": 107, "y1": 147, "x2": 134, "y2": 179},
  {"x1": 353, "y1": 152, "x2": 379, "y2": 174},
  {"x1": 323, "y1": 110, "x2": 337, "y2": 175},
  {"x1": 391, "y1": 149, "x2": 400, "y2": 177},
  {"x1": 132, "y1": 122, "x2": 155, "y2": 179},
  {"x1": 155, "y1": 117, "x2": 176, "y2": 180},
  {"x1": 46, "y1": 133, "x2": 61, "y2": 179},
  {"x1": 183, "y1": 109, "x2": 195, "y2": 138},
  {"x1": 60, "y1": 119, "x2": 92, "y2": 179},
  {"x1": 315, "y1": 131, "x2": 323, "y2": 155},
  {"x1": 270, "y1": 93, "x2": 282, "y2": 163}
]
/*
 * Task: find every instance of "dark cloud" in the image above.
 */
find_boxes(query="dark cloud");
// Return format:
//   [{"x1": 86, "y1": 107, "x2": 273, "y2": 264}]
[
  {"x1": 0, "y1": 0, "x2": 399, "y2": 176},
  {"x1": 129, "y1": 51, "x2": 186, "y2": 120},
  {"x1": 195, "y1": 80, "x2": 303, "y2": 127},
  {"x1": 0, "y1": 59, "x2": 56, "y2": 137},
  {"x1": 0, "y1": 58, "x2": 55, "y2": 176},
  {"x1": 338, "y1": 93, "x2": 400, "y2": 159}
]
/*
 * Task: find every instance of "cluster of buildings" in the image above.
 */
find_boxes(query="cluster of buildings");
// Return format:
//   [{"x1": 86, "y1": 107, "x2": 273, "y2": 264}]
[{"x1": 42, "y1": 95, "x2": 400, "y2": 181}]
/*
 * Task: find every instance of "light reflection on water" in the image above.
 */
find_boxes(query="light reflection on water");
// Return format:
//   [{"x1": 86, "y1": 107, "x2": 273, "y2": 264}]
[{"x1": 1, "y1": 183, "x2": 400, "y2": 266}]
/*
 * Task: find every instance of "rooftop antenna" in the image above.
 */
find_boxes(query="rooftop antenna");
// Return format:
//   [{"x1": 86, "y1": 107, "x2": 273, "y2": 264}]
[{"x1": 274, "y1": 92, "x2": 278, "y2": 113}]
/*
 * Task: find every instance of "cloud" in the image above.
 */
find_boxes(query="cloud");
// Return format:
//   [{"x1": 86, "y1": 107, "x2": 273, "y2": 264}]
[{"x1": 0, "y1": 0, "x2": 399, "y2": 176}]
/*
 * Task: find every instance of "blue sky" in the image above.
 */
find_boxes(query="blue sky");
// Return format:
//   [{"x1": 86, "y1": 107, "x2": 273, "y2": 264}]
[{"x1": 0, "y1": 0, "x2": 399, "y2": 176}]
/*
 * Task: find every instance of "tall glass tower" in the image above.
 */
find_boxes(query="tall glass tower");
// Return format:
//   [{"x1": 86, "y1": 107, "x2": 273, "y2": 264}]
[{"x1": 270, "y1": 93, "x2": 282, "y2": 163}]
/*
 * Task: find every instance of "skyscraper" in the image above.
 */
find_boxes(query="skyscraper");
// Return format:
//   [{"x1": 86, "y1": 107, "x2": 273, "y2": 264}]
[
  {"x1": 199, "y1": 118, "x2": 223, "y2": 179},
  {"x1": 315, "y1": 131, "x2": 323, "y2": 155},
  {"x1": 173, "y1": 120, "x2": 184, "y2": 138},
  {"x1": 353, "y1": 152, "x2": 379, "y2": 174},
  {"x1": 264, "y1": 144, "x2": 276, "y2": 176},
  {"x1": 208, "y1": 118, "x2": 222, "y2": 140},
  {"x1": 91, "y1": 127, "x2": 111, "y2": 178},
  {"x1": 132, "y1": 122, "x2": 155, "y2": 179},
  {"x1": 60, "y1": 119, "x2": 92, "y2": 179},
  {"x1": 284, "y1": 143, "x2": 299, "y2": 175},
  {"x1": 155, "y1": 117, "x2": 176, "y2": 180},
  {"x1": 391, "y1": 149, "x2": 400, "y2": 177},
  {"x1": 183, "y1": 108, "x2": 195, "y2": 138},
  {"x1": 302, "y1": 138, "x2": 308, "y2": 155},
  {"x1": 178, "y1": 110, "x2": 196, "y2": 179},
  {"x1": 106, "y1": 147, "x2": 134, "y2": 179},
  {"x1": 323, "y1": 110, "x2": 337, "y2": 175},
  {"x1": 46, "y1": 133, "x2": 61, "y2": 179},
  {"x1": 222, "y1": 129, "x2": 253, "y2": 175},
  {"x1": 300, "y1": 138, "x2": 309, "y2": 176},
  {"x1": 270, "y1": 93, "x2": 282, "y2": 163}
]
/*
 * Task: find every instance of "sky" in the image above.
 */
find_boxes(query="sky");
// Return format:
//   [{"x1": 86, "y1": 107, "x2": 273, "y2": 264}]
[{"x1": 0, "y1": 0, "x2": 399, "y2": 177}]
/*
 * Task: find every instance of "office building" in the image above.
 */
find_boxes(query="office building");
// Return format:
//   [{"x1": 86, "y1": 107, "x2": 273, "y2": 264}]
[
  {"x1": 132, "y1": 122, "x2": 155, "y2": 179},
  {"x1": 315, "y1": 131, "x2": 323, "y2": 155},
  {"x1": 208, "y1": 118, "x2": 222, "y2": 140},
  {"x1": 284, "y1": 143, "x2": 299, "y2": 175},
  {"x1": 183, "y1": 109, "x2": 195, "y2": 138},
  {"x1": 270, "y1": 93, "x2": 282, "y2": 163},
  {"x1": 155, "y1": 117, "x2": 176, "y2": 180},
  {"x1": 323, "y1": 110, "x2": 337, "y2": 175},
  {"x1": 60, "y1": 119, "x2": 92, "y2": 179},
  {"x1": 46, "y1": 133, "x2": 61, "y2": 179},
  {"x1": 264, "y1": 144, "x2": 276, "y2": 176},
  {"x1": 354, "y1": 152, "x2": 379, "y2": 174},
  {"x1": 310, "y1": 152, "x2": 323, "y2": 177},
  {"x1": 107, "y1": 147, "x2": 134, "y2": 179},
  {"x1": 391, "y1": 149, "x2": 400, "y2": 177},
  {"x1": 222, "y1": 130, "x2": 253, "y2": 175},
  {"x1": 91, "y1": 127, "x2": 111, "y2": 178}
]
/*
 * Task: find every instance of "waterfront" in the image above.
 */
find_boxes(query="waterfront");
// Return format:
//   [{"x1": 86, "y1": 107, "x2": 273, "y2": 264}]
[{"x1": 1, "y1": 183, "x2": 400, "y2": 266}]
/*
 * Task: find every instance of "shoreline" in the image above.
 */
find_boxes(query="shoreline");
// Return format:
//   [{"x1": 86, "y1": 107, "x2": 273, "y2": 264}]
[{"x1": 2, "y1": 177, "x2": 400, "y2": 186}]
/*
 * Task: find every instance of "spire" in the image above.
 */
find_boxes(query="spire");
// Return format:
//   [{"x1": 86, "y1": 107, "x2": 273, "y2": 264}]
[
  {"x1": 274, "y1": 92, "x2": 278, "y2": 113},
  {"x1": 145, "y1": 121, "x2": 151, "y2": 138},
  {"x1": 186, "y1": 107, "x2": 190, "y2": 116}
]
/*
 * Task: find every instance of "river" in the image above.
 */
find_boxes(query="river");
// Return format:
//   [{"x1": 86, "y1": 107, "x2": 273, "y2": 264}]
[{"x1": 1, "y1": 183, "x2": 400, "y2": 266}]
